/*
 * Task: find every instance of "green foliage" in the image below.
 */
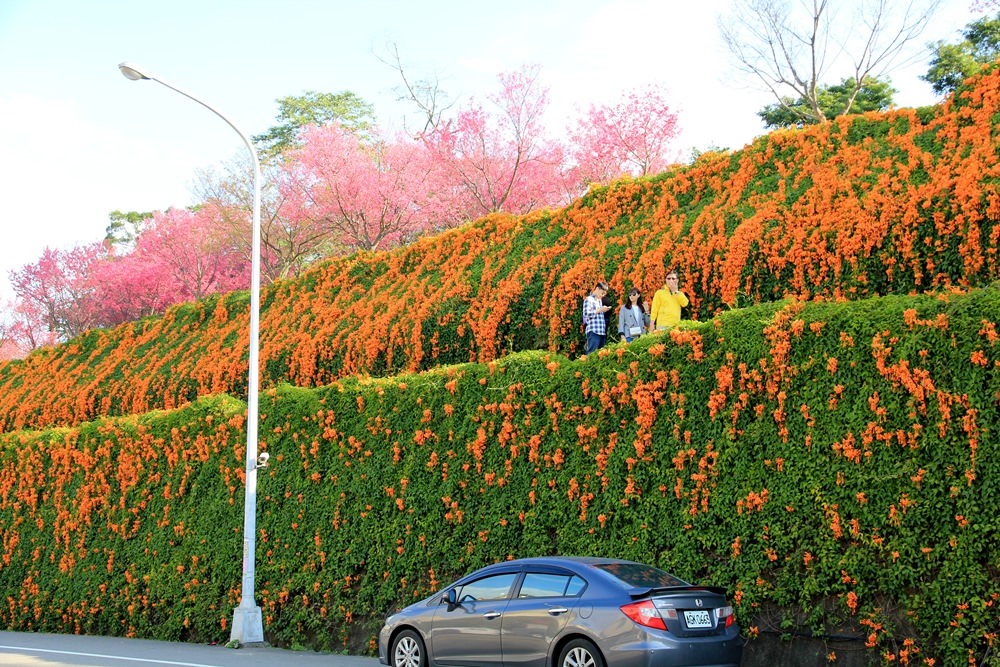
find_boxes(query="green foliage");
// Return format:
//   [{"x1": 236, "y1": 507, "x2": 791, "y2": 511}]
[
  {"x1": 252, "y1": 90, "x2": 376, "y2": 158},
  {"x1": 923, "y1": 12, "x2": 1000, "y2": 96},
  {"x1": 1, "y1": 291, "x2": 998, "y2": 664},
  {"x1": 105, "y1": 210, "x2": 154, "y2": 249},
  {"x1": 688, "y1": 144, "x2": 730, "y2": 163},
  {"x1": 757, "y1": 76, "x2": 897, "y2": 129}
]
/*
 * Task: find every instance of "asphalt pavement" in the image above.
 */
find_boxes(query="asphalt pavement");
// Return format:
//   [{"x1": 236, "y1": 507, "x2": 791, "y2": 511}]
[{"x1": 0, "y1": 631, "x2": 381, "y2": 667}]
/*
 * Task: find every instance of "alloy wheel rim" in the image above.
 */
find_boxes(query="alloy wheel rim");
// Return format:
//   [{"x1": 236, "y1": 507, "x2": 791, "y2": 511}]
[
  {"x1": 564, "y1": 647, "x2": 596, "y2": 667},
  {"x1": 395, "y1": 637, "x2": 421, "y2": 667}
]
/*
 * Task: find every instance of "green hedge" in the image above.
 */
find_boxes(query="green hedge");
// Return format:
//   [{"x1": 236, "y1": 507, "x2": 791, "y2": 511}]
[{"x1": 1, "y1": 289, "x2": 997, "y2": 664}]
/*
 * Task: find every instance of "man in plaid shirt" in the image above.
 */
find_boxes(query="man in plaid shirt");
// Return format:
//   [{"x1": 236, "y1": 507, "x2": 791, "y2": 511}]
[{"x1": 583, "y1": 281, "x2": 611, "y2": 354}]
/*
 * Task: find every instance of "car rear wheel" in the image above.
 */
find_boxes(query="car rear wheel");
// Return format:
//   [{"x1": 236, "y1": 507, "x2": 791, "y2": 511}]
[
  {"x1": 558, "y1": 639, "x2": 604, "y2": 667},
  {"x1": 391, "y1": 629, "x2": 426, "y2": 667}
]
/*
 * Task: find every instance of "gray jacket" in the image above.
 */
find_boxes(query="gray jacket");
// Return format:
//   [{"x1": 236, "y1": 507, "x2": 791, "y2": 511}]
[{"x1": 618, "y1": 304, "x2": 651, "y2": 339}]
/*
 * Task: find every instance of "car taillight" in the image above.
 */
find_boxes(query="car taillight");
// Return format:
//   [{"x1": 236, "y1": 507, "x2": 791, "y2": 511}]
[
  {"x1": 716, "y1": 605, "x2": 735, "y2": 628},
  {"x1": 620, "y1": 600, "x2": 668, "y2": 630}
]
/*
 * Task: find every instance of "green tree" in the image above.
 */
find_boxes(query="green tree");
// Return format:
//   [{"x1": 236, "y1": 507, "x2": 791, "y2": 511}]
[
  {"x1": 105, "y1": 210, "x2": 154, "y2": 250},
  {"x1": 688, "y1": 144, "x2": 730, "y2": 164},
  {"x1": 922, "y1": 12, "x2": 1000, "y2": 96},
  {"x1": 757, "y1": 76, "x2": 897, "y2": 128},
  {"x1": 251, "y1": 91, "x2": 376, "y2": 158}
]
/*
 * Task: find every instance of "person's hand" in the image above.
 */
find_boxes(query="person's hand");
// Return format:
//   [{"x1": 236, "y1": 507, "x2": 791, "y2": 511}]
[{"x1": 642, "y1": 301, "x2": 650, "y2": 312}]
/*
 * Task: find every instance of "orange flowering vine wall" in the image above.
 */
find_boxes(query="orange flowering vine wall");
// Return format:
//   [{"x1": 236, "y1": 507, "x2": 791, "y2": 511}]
[
  {"x1": 2, "y1": 68, "x2": 1000, "y2": 434},
  {"x1": 0, "y1": 290, "x2": 997, "y2": 664}
]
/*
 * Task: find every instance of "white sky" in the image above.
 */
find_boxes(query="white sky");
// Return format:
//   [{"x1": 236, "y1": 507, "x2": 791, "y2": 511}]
[{"x1": 0, "y1": 0, "x2": 980, "y2": 300}]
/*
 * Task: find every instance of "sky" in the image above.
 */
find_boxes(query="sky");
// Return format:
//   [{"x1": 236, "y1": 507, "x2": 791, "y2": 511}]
[{"x1": 0, "y1": 0, "x2": 982, "y2": 301}]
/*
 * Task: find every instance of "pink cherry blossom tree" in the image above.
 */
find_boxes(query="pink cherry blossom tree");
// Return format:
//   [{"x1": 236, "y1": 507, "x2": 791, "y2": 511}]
[
  {"x1": 9, "y1": 209, "x2": 250, "y2": 343},
  {"x1": 194, "y1": 157, "x2": 332, "y2": 283},
  {"x1": 0, "y1": 297, "x2": 58, "y2": 358},
  {"x1": 85, "y1": 207, "x2": 249, "y2": 330},
  {"x1": 568, "y1": 83, "x2": 682, "y2": 188},
  {"x1": 9, "y1": 243, "x2": 107, "y2": 342},
  {"x1": 132, "y1": 207, "x2": 249, "y2": 302},
  {"x1": 0, "y1": 300, "x2": 31, "y2": 360},
  {"x1": 87, "y1": 243, "x2": 178, "y2": 328},
  {"x1": 280, "y1": 123, "x2": 453, "y2": 252},
  {"x1": 0, "y1": 307, "x2": 14, "y2": 360},
  {"x1": 420, "y1": 65, "x2": 567, "y2": 218}
]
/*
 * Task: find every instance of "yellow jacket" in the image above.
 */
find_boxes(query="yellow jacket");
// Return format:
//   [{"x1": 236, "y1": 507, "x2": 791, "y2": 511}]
[{"x1": 649, "y1": 287, "x2": 689, "y2": 328}]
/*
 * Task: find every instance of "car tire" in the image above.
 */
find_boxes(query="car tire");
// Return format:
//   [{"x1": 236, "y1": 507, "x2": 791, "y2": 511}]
[
  {"x1": 391, "y1": 629, "x2": 426, "y2": 667},
  {"x1": 558, "y1": 639, "x2": 604, "y2": 667}
]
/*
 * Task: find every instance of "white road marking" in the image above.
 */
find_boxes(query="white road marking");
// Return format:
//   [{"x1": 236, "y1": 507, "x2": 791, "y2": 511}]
[{"x1": 0, "y1": 645, "x2": 220, "y2": 667}]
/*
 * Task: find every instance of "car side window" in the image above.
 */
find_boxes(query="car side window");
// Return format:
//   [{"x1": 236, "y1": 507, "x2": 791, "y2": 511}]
[
  {"x1": 518, "y1": 572, "x2": 587, "y2": 598},
  {"x1": 454, "y1": 573, "x2": 518, "y2": 602},
  {"x1": 564, "y1": 575, "x2": 586, "y2": 596}
]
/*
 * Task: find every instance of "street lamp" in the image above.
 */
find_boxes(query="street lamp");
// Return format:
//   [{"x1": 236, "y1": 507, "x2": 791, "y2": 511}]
[{"x1": 119, "y1": 62, "x2": 266, "y2": 646}]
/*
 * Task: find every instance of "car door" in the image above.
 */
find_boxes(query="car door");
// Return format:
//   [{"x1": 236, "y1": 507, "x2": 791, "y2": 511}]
[
  {"x1": 431, "y1": 570, "x2": 520, "y2": 667},
  {"x1": 500, "y1": 567, "x2": 587, "y2": 667}
]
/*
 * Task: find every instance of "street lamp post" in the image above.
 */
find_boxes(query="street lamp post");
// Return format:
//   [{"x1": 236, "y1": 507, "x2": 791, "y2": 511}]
[{"x1": 119, "y1": 62, "x2": 266, "y2": 646}]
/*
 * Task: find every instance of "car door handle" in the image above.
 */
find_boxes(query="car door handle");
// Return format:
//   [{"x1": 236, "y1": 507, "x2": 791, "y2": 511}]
[
  {"x1": 547, "y1": 607, "x2": 569, "y2": 615},
  {"x1": 482, "y1": 611, "x2": 502, "y2": 619}
]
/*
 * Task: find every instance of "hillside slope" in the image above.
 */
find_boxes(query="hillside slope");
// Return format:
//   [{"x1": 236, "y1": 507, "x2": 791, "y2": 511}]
[
  {"x1": 1, "y1": 290, "x2": 997, "y2": 664},
  {"x1": 1, "y1": 67, "x2": 999, "y2": 433}
]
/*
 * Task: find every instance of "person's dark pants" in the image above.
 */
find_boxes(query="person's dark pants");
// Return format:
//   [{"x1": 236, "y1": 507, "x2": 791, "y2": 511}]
[{"x1": 586, "y1": 332, "x2": 605, "y2": 354}]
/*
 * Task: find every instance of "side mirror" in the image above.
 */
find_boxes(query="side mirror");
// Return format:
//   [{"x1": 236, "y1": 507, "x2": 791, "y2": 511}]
[{"x1": 445, "y1": 589, "x2": 457, "y2": 606}]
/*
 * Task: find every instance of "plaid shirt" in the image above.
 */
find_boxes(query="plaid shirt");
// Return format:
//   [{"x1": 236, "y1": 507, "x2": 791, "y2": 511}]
[{"x1": 583, "y1": 294, "x2": 607, "y2": 336}]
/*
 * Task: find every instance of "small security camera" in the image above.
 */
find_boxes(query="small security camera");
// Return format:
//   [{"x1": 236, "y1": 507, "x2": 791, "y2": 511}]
[{"x1": 256, "y1": 452, "x2": 270, "y2": 468}]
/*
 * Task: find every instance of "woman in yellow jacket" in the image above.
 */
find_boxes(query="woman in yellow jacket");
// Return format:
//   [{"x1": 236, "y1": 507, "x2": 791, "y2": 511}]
[{"x1": 649, "y1": 269, "x2": 689, "y2": 331}]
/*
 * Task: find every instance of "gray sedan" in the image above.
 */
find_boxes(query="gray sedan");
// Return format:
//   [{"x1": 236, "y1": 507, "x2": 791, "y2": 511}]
[{"x1": 378, "y1": 557, "x2": 743, "y2": 667}]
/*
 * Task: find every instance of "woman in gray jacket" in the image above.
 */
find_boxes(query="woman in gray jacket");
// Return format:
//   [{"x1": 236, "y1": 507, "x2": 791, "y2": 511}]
[{"x1": 618, "y1": 287, "x2": 651, "y2": 343}]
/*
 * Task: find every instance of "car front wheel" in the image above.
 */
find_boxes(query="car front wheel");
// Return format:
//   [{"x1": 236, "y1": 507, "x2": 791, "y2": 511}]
[
  {"x1": 558, "y1": 639, "x2": 604, "y2": 667},
  {"x1": 391, "y1": 629, "x2": 426, "y2": 667}
]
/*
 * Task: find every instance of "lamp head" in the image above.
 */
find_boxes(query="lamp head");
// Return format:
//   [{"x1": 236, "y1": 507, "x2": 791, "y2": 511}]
[
  {"x1": 255, "y1": 452, "x2": 269, "y2": 469},
  {"x1": 119, "y1": 62, "x2": 151, "y2": 81}
]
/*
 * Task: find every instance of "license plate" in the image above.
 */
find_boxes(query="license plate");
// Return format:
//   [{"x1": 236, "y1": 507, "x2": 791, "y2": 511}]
[{"x1": 683, "y1": 610, "x2": 712, "y2": 628}]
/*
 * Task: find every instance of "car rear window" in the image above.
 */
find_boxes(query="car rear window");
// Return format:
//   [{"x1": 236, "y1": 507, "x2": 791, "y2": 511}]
[{"x1": 592, "y1": 562, "x2": 687, "y2": 588}]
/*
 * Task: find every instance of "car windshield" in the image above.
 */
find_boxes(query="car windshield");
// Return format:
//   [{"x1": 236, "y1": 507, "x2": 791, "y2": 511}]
[{"x1": 592, "y1": 562, "x2": 687, "y2": 588}]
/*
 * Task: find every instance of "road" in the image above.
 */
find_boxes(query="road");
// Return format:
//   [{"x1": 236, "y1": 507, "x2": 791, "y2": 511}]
[{"x1": 0, "y1": 632, "x2": 382, "y2": 667}]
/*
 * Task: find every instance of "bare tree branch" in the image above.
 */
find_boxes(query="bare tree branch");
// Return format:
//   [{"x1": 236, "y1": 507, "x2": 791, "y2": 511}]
[
  {"x1": 375, "y1": 41, "x2": 456, "y2": 135},
  {"x1": 719, "y1": 0, "x2": 940, "y2": 123}
]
